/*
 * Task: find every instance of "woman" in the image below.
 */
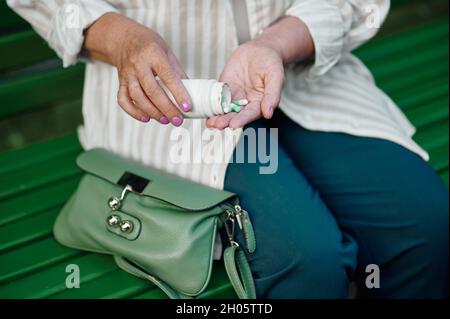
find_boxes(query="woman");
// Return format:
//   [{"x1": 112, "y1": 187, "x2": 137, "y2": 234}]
[{"x1": 8, "y1": 0, "x2": 448, "y2": 298}]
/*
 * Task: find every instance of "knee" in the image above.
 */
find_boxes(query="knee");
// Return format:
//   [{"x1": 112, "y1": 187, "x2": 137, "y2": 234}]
[
  {"x1": 253, "y1": 230, "x2": 352, "y2": 298},
  {"x1": 293, "y1": 238, "x2": 352, "y2": 296},
  {"x1": 398, "y1": 181, "x2": 449, "y2": 272},
  {"x1": 419, "y1": 197, "x2": 448, "y2": 263},
  {"x1": 406, "y1": 183, "x2": 448, "y2": 253}
]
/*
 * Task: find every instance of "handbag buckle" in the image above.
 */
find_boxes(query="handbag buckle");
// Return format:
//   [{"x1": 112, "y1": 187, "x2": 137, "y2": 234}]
[
  {"x1": 108, "y1": 185, "x2": 133, "y2": 211},
  {"x1": 106, "y1": 185, "x2": 137, "y2": 236}
]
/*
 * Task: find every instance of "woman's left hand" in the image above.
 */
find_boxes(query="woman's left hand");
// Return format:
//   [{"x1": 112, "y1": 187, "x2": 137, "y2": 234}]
[{"x1": 206, "y1": 39, "x2": 285, "y2": 129}]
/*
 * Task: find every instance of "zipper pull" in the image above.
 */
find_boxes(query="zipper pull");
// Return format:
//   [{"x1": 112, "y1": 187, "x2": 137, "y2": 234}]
[{"x1": 234, "y1": 205, "x2": 256, "y2": 254}]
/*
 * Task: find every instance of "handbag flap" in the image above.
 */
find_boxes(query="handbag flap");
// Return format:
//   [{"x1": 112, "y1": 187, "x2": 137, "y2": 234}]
[{"x1": 76, "y1": 148, "x2": 235, "y2": 211}]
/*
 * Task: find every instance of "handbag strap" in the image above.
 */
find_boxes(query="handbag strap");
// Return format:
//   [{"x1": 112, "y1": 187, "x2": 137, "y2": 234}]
[
  {"x1": 114, "y1": 247, "x2": 256, "y2": 299},
  {"x1": 114, "y1": 255, "x2": 191, "y2": 299},
  {"x1": 223, "y1": 244, "x2": 257, "y2": 299},
  {"x1": 230, "y1": 0, "x2": 251, "y2": 45}
]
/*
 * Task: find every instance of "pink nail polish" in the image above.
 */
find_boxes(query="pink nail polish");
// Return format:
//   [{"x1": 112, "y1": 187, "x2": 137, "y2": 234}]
[
  {"x1": 172, "y1": 116, "x2": 183, "y2": 127},
  {"x1": 141, "y1": 116, "x2": 150, "y2": 123},
  {"x1": 160, "y1": 116, "x2": 170, "y2": 125},
  {"x1": 180, "y1": 101, "x2": 192, "y2": 112}
]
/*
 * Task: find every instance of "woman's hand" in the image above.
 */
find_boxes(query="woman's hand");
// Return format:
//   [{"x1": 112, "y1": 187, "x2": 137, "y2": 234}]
[
  {"x1": 206, "y1": 40, "x2": 285, "y2": 129},
  {"x1": 84, "y1": 13, "x2": 191, "y2": 126},
  {"x1": 207, "y1": 16, "x2": 314, "y2": 129}
]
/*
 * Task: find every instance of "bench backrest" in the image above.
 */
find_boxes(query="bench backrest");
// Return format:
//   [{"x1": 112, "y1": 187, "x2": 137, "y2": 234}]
[{"x1": 0, "y1": 1, "x2": 84, "y2": 121}]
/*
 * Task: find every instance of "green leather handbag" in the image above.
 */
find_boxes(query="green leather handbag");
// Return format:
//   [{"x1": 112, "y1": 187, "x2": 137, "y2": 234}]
[{"x1": 53, "y1": 149, "x2": 256, "y2": 299}]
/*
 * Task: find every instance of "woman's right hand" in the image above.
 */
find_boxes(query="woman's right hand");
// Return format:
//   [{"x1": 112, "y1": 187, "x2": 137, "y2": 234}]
[{"x1": 84, "y1": 12, "x2": 191, "y2": 126}]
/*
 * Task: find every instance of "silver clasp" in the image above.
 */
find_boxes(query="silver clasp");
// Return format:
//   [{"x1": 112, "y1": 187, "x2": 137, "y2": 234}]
[
  {"x1": 224, "y1": 210, "x2": 239, "y2": 247},
  {"x1": 108, "y1": 185, "x2": 133, "y2": 211}
]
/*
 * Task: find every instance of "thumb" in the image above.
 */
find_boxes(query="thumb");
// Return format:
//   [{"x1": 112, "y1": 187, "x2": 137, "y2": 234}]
[{"x1": 261, "y1": 72, "x2": 283, "y2": 119}]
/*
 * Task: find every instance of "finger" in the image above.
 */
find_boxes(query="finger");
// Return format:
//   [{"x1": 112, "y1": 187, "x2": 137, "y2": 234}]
[
  {"x1": 153, "y1": 56, "x2": 192, "y2": 113},
  {"x1": 229, "y1": 102, "x2": 262, "y2": 129},
  {"x1": 117, "y1": 84, "x2": 151, "y2": 122},
  {"x1": 261, "y1": 72, "x2": 284, "y2": 119},
  {"x1": 138, "y1": 70, "x2": 184, "y2": 126},
  {"x1": 206, "y1": 116, "x2": 218, "y2": 128},
  {"x1": 127, "y1": 77, "x2": 165, "y2": 123},
  {"x1": 207, "y1": 113, "x2": 236, "y2": 129}
]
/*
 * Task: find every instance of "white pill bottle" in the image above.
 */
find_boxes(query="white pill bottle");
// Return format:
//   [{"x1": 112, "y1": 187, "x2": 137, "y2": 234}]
[{"x1": 160, "y1": 79, "x2": 232, "y2": 118}]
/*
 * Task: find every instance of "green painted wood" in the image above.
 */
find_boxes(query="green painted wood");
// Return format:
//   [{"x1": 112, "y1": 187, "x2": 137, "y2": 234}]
[
  {"x1": 0, "y1": 207, "x2": 60, "y2": 253},
  {"x1": 356, "y1": 19, "x2": 448, "y2": 62},
  {"x1": 0, "y1": 236, "x2": 81, "y2": 285},
  {"x1": 0, "y1": 30, "x2": 56, "y2": 72},
  {"x1": 0, "y1": 133, "x2": 81, "y2": 175},
  {"x1": 0, "y1": 1, "x2": 29, "y2": 30},
  {"x1": 0, "y1": 254, "x2": 116, "y2": 298},
  {"x1": 0, "y1": 178, "x2": 80, "y2": 229},
  {"x1": 0, "y1": 152, "x2": 82, "y2": 201},
  {"x1": 0, "y1": 64, "x2": 85, "y2": 119}
]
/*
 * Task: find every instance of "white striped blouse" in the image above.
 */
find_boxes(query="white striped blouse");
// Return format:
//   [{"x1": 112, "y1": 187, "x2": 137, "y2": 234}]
[{"x1": 8, "y1": 0, "x2": 428, "y2": 190}]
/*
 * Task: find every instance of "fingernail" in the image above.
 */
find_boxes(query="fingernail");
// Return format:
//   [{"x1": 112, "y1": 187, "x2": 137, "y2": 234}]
[
  {"x1": 160, "y1": 116, "x2": 170, "y2": 125},
  {"x1": 268, "y1": 107, "x2": 274, "y2": 118},
  {"x1": 172, "y1": 116, "x2": 183, "y2": 127},
  {"x1": 141, "y1": 116, "x2": 150, "y2": 123},
  {"x1": 180, "y1": 101, "x2": 191, "y2": 112}
]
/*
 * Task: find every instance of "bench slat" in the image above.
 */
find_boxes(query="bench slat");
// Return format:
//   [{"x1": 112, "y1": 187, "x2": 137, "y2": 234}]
[
  {"x1": 0, "y1": 177, "x2": 80, "y2": 228},
  {"x1": 0, "y1": 208, "x2": 58, "y2": 253},
  {"x1": 0, "y1": 2, "x2": 28, "y2": 30},
  {"x1": 0, "y1": 254, "x2": 116, "y2": 298},
  {"x1": 49, "y1": 269, "x2": 160, "y2": 299},
  {"x1": 0, "y1": 133, "x2": 80, "y2": 175},
  {"x1": 0, "y1": 153, "x2": 82, "y2": 201},
  {"x1": 0, "y1": 64, "x2": 84, "y2": 119},
  {"x1": 356, "y1": 19, "x2": 448, "y2": 62},
  {"x1": 0, "y1": 30, "x2": 55, "y2": 72},
  {"x1": 406, "y1": 97, "x2": 449, "y2": 129},
  {"x1": 0, "y1": 237, "x2": 81, "y2": 285}
]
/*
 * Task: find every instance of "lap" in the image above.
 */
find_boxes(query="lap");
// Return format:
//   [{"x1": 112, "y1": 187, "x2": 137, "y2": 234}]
[
  {"x1": 223, "y1": 120, "x2": 356, "y2": 297},
  {"x1": 224, "y1": 120, "x2": 343, "y2": 260},
  {"x1": 223, "y1": 112, "x2": 448, "y2": 297},
  {"x1": 271, "y1": 109, "x2": 448, "y2": 250}
]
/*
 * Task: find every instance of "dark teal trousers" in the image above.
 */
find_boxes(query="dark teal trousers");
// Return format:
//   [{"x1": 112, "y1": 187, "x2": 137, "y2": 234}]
[{"x1": 223, "y1": 110, "x2": 449, "y2": 299}]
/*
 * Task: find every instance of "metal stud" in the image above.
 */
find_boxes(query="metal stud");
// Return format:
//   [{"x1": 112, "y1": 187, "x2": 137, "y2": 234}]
[
  {"x1": 108, "y1": 196, "x2": 121, "y2": 211},
  {"x1": 106, "y1": 214, "x2": 121, "y2": 227},
  {"x1": 120, "y1": 220, "x2": 134, "y2": 233},
  {"x1": 107, "y1": 185, "x2": 134, "y2": 211}
]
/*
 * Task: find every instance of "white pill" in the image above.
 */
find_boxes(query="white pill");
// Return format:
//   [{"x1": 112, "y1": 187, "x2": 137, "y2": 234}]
[{"x1": 233, "y1": 99, "x2": 249, "y2": 106}]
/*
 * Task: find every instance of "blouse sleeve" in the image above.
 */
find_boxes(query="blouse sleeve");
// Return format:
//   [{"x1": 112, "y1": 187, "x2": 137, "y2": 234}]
[
  {"x1": 286, "y1": 0, "x2": 390, "y2": 79},
  {"x1": 7, "y1": 0, "x2": 119, "y2": 67}
]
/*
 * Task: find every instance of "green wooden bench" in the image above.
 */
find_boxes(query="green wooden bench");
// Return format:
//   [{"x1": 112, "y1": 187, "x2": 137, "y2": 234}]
[{"x1": 0, "y1": 0, "x2": 448, "y2": 298}]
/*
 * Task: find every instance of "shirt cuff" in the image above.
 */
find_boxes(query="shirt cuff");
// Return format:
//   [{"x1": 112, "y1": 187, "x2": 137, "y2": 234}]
[
  {"x1": 47, "y1": 1, "x2": 118, "y2": 68},
  {"x1": 286, "y1": 1, "x2": 347, "y2": 80}
]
